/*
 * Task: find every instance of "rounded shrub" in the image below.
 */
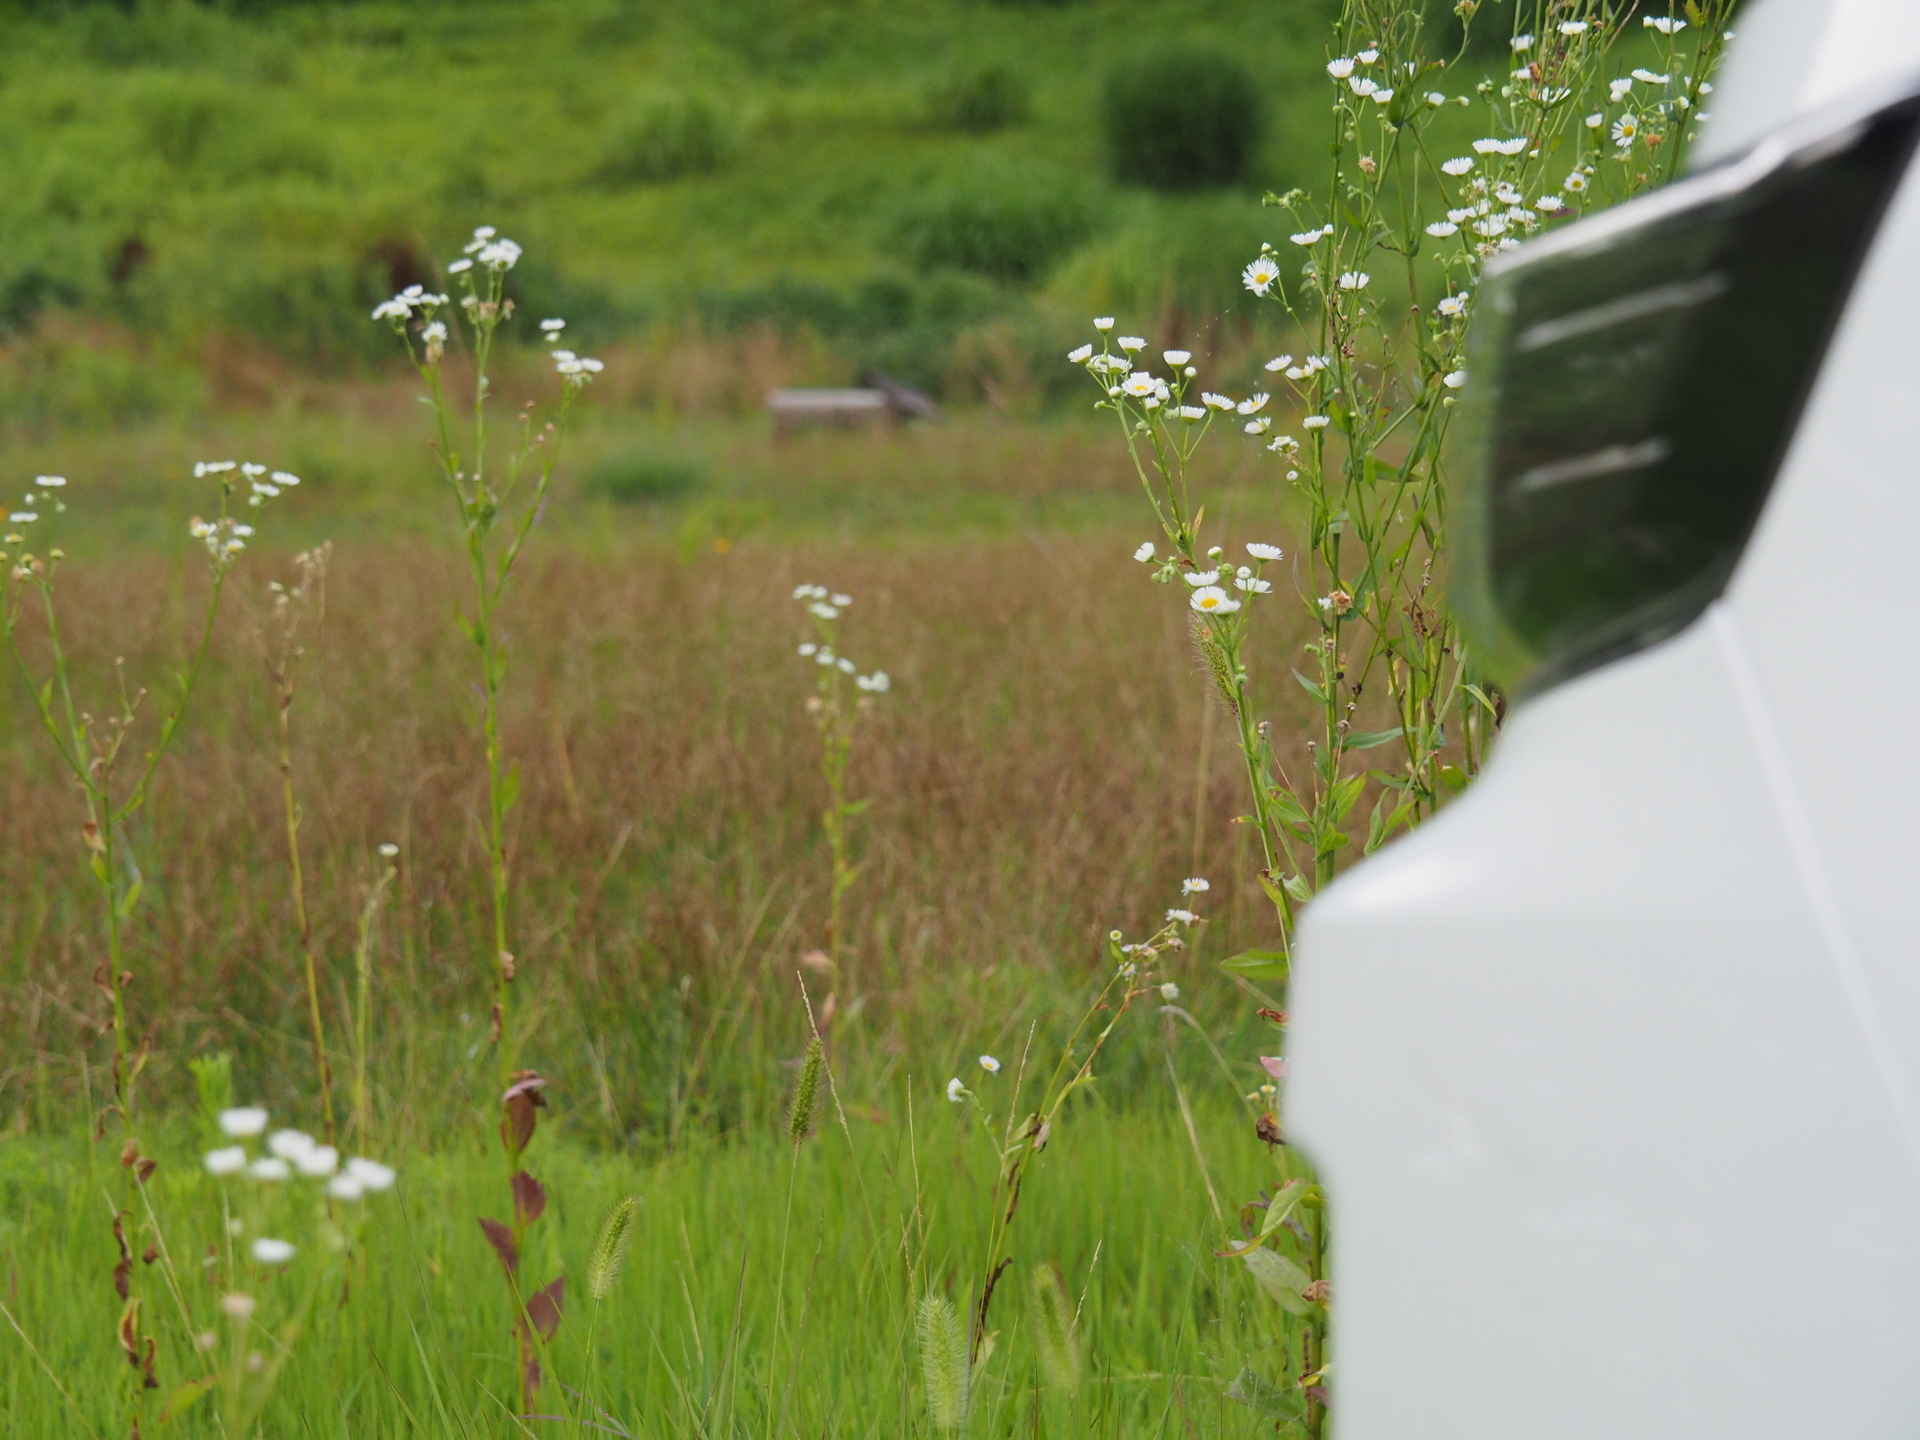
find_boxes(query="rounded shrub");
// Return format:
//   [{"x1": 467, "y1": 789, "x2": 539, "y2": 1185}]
[
  {"x1": 1101, "y1": 46, "x2": 1264, "y2": 191},
  {"x1": 890, "y1": 163, "x2": 1101, "y2": 284},
  {"x1": 925, "y1": 64, "x2": 1032, "y2": 134}
]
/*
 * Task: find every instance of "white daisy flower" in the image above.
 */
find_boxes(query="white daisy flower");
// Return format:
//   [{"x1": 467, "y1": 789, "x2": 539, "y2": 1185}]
[
  {"x1": 1134, "y1": 541, "x2": 1156, "y2": 562},
  {"x1": 1535, "y1": 195, "x2": 1564, "y2": 211},
  {"x1": 33, "y1": 475, "x2": 65, "y2": 488},
  {"x1": 1348, "y1": 76, "x2": 1379, "y2": 97},
  {"x1": 249, "y1": 1157, "x2": 291, "y2": 1182},
  {"x1": 1183, "y1": 570, "x2": 1221, "y2": 587},
  {"x1": 1585, "y1": 112, "x2": 1605, "y2": 129},
  {"x1": 1644, "y1": 15, "x2": 1686, "y2": 33},
  {"x1": 978, "y1": 1054, "x2": 1000, "y2": 1073},
  {"x1": 346, "y1": 1158, "x2": 396, "y2": 1192},
  {"x1": 1201, "y1": 392, "x2": 1236, "y2": 411},
  {"x1": 1441, "y1": 157, "x2": 1474, "y2": 176},
  {"x1": 1246, "y1": 542, "x2": 1282, "y2": 560},
  {"x1": 1235, "y1": 575, "x2": 1273, "y2": 593},
  {"x1": 1263, "y1": 354, "x2": 1293, "y2": 372},
  {"x1": 832, "y1": 593, "x2": 851, "y2": 606},
  {"x1": 327, "y1": 1174, "x2": 365, "y2": 1202},
  {"x1": 1426, "y1": 91, "x2": 1447, "y2": 107},
  {"x1": 204, "y1": 1147, "x2": 248, "y2": 1177},
  {"x1": 1612, "y1": 115, "x2": 1639, "y2": 147},
  {"x1": 1326, "y1": 57, "x2": 1356, "y2": 79},
  {"x1": 856, "y1": 671, "x2": 891, "y2": 693},
  {"x1": 1302, "y1": 415, "x2": 1331, "y2": 429},
  {"x1": 1426, "y1": 221, "x2": 1459, "y2": 237},
  {"x1": 219, "y1": 1107, "x2": 269, "y2": 1137},
  {"x1": 1160, "y1": 982, "x2": 1180, "y2": 1001},
  {"x1": 1183, "y1": 877, "x2": 1210, "y2": 895},
  {"x1": 1178, "y1": 405, "x2": 1207, "y2": 421},
  {"x1": 1163, "y1": 349, "x2": 1190, "y2": 365},
  {"x1": 1093, "y1": 316, "x2": 1114, "y2": 331},
  {"x1": 1565, "y1": 171, "x2": 1589, "y2": 194},
  {"x1": 1166, "y1": 908, "x2": 1196, "y2": 924},
  {"x1": 1067, "y1": 343, "x2": 1093, "y2": 363},
  {"x1": 1117, "y1": 335, "x2": 1146, "y2": 352},
  {"x1": 1443, "y1": 370, "x2": 1468, "y2": 388},
  {"x1": 1558, "y1": 20, "x2": 1589, "y2": 34},
  {"x1": 251, "y1": 1238, "x2": 295, "y2": 1265},
  {"x1": 1290, "y1": 230, "x2": 1322, "y2": 247},
  {"x1": 1356, "y1": 48, "x2": 1379, "y2": 63},
  {"x1": 539, "y1": 318, "x2": 566, "y2": 333},
  {"x1": 946, "y1": 1078, "x2": 967, "y2": 1103},
  {"x1": 1242, "y1": 258, "x2": 1281, "y2": 295},
  {"x1": 1435, "y1": 294, "x2": 1467, "y2": 317},
  {"x1": 1511, "y1": 33, "x2": 1534, "y2": 51},
  {"x1": 1244, "y1": 417, "x2": 1272, "y2": 435},
  {"x1": 1237, "y1": 393, "x2": 1269, "y2": 415},
  {"x1": 1370, "y1": 88, "x2": 1395, "y2": 104},
  {"x1": 1189, "y1": 586, "x2": 1240, "y2": 615},
  {"x1": 1633, "y1": 68, "x2": 1670, "y2": 84},
  {"x1": 1336, "y1": 272, "x2": 1369, "y2": 290}
]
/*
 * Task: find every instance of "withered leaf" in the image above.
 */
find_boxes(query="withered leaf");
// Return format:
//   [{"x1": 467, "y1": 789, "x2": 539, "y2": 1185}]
[
  {"x1": 477, "y1": 1217, "x2": 519, "y2": 1276},
  {"x1": 511, "y1": 1171, "x2": 546, "y2": 1228},
  {"x1": 526, "y1": 1276, "x2": 565, "y2": 1342}
]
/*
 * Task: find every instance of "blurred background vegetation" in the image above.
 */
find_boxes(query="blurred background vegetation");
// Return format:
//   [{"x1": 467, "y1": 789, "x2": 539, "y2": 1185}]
[{"x1": 0, "y1": 0, "x2": 1360, "y2": 426}]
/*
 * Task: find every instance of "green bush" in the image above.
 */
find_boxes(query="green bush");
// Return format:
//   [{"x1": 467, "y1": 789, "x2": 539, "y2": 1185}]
[
  {"x1": 889, "y1": 164, "x2": 1101, "y2": 284},
  {"x1": 598, "y1": 93, "x2": 740, "y2": 185},
  {"x1": 924, "y1": 64, "x2": 1031, "y2": 134},
  {"x1": 585, "y1": 451, "x2": 710, "y2": 504},
  {"x1": 1101, "y1": 46, "x2": 1264, "y2": 191}
]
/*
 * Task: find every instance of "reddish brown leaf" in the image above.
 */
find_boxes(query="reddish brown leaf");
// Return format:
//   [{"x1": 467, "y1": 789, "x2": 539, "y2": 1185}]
[
  {"x1": 477, "y1": 1217, "x2": 518, "y2": 1276},
  {"x1": 511, "y1": 1171, "x2": 546, "y2": 1228},
  {"x1": 136, "y1": 1158, "x2": 157, "y2": 1184},
  {"x1": 526, "y1": 1277, "x2": 565, "y2": 1341},
  {"x1": 113, "y1": 1259, "x2": 131, "y2": 1300},
  {"x1": 117, "y1": 1303, "x2": 140, "y2": 1365},
  {"x1": 111, "y1": 1210, "x2": 132, "y2": 1262},
  {"x1": 141, "y1": 1244, "x2": 158, "y2": 1265},
  {"x1": 522, "y1": 1353, "x2": 542, "y2": 1401},
  {"x1": 141, "y1": 1335, "x2": 159, "y2": 1390},
  {"x1": 120, "y1": 1140, "x2": 140, "y2": 1170},
  {"x1": 500, "y1": 1071, "x2": 546, "y2": 1160}
]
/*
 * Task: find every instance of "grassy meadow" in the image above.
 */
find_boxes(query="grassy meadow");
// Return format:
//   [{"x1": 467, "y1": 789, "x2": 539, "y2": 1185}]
[{"x1": 0, "y1": 0, "x2": 1689, "y2": 1430}]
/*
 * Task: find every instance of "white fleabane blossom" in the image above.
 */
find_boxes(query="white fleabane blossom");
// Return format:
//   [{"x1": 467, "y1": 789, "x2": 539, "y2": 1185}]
[
  {"x1": 1473, "y1": 137, "x2": 1528, "y2": 156},
  {"x1": 1337, "y1": 272, "x2": 1369, "y2": 290},
  {"x1": 1370, "y1": 88, "x2": 1395, "y2": 105},
  {"x1": 250, "y1": 1157, "x2": 291, "y2": 1181},
  {"x1": 1426, "y1": 221, "x2": 1459, "y2": 237},
  {"x1": 1201, "y1": 392, "x2": 1236, "y2": 411},
  {"x1": 346, "y1": 1158, "x2": 396, "y2": 1191},
  {"x1": 1263, "y1": 355, "x2": 1293, "y2": 373},
  {"x1": 978, "y1": 1055, "x2": 1001, "y2": 1073},
  {"x1": 1535, "y1": 195, "x2": 1564, "y2": 211},
  {"x1": 1645, "y1": 15, "x2": 1686, "y2": 33},
  {"x1": 1442, "y1": 157, "x2": 1475, "y2": 176},
  {"x1": 856, "y1": 671, "x2": 890, "y2": 693},
  {"x1": 798, "y1": 643, "x2": 817, "y2": 656},
  {"x1": 1189, "y1": 586, "x2": 1239, "y2": 615},
  {"x1": 831, "y1": 593, "x2": 851, "y2": 606},
  {"x1": 251, "y1": 1238, "x2": 295, "y2": 1265},
  {"x1": 1178, "y1": 405, "x2": 1207, "y2": 421},
  {"x1": 1435, "y1": 294, "x2": 1468, "y2": 317},
  {"x1": 1356, "y1": 48, "x2": 1378, "y2": 63},
  {"x1": 1302, "y1": 415, "x2": 1331, "y2": 429},
  {"x1": 1183, "y1": 570, "x2": 1221, "y2": 587},
  {"x1": 220, "y1": 1107, "x2": 269, "y2": 1137},
  {"x1": 268, "y1": 1129, "x2": 316, "y2": 1162},
  {"x1": 371, "y1": 299, "x2": 410, "y2": 321},
  {"x1": 1134, "y1": 541, "x2": 1156, "y2": 562},
  {"x1": 946, "y1": 1078, "x2": 967, "y2": 1103},
  {"x1": 1237, "y1": 394, "x2": 1269, "y2": 415},
  {"x1": 1327, "y1": 57, "x2": 1356, "y2": 79},
  {"x1": 1348, "y1": 76, "x2": 1379, "y2": 97},
  {"x1": 1565, "y1": 171, "x2": 1590, "y2": 194},
  {"x1": 1163, "y1": 349, "x2": 1191, "y2": 365},
  {"x1": 1633, "y1": 68, "x2": 1670, "y2": 84},
  {"x1": 205, "y1": 1147, "x2": 247, "y2": 1176},
  {"x1": 1558, "y1": 20, "x2": 1589, "y2": 34},
  {"x1": 1426, "y1": 91, "x2": 1447, "y2": 107},
  {"x1": 1067, "y1": 343, "x2": 1093, "y2": 363},
  {"x1": 1117, "y1": 335, "x2": 1146, "y2": 353},
  {"x1": 8, "y1": 511, "x2": 36, "y2": 524},
  {"x1": 34, "y1": 475, "x2": 65, "y2": 488},
  {"x1": 1242, "y1": 257, "x2": 1281, "y2": 295},
  {"x1": 1166, "y1": 908, "x2": 1196, "y2": 924},
  {"x1": 1612, "y1": 115, "x2": 1639, "y2": 148},
  {"x1": 328, "y1": 1174, "x2": 365, "y2": 1202},
  {"x1": 1290, "y1": 230, "x2": 1323, "y2": 246},
  {"x1": 836, "y1": 657, "x2": 855, "y2": 674},
  {"x1": 1443, "y1": 370, "x2": 1468, "y2": 388},
  {"x1": 448, "y1": 257, "x2": 473, "y2": 274},
  {"x1": 1160, "y1": 982, "x2": 1180, "y2": 1001},
  {"x1": 809, "y1": 602, "x2": 840, "y2": 620},
  {"x1": 1244, "y1": 417, "x2": 1271, "y2": 435},
  {"x1": 1511, "y1": 33, "x2": 1534, "y2": 51},
  {"x1": 1183, "y1": 877, "x2": 1210, "y2": 895},
  {"x1": 1093, "y1": 316, "x2": 1114, "y2": 331},
  {"x1": 1120, "y1": 372, "x2": 1160, "y2": 399},
  {"x1": 1246, "y1": 542, "x2": 1282, "y2": 560}
]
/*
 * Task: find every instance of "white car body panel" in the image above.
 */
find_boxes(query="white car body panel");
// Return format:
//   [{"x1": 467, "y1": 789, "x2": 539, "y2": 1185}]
[{"x1": 1286, "y1": 1, "x2": 1920, "y2": 1431}]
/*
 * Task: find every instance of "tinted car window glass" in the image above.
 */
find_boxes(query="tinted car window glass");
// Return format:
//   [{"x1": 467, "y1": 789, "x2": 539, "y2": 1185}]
[{"x1": 1458, "y1": 85, "x2": 1920, "y2": 694}]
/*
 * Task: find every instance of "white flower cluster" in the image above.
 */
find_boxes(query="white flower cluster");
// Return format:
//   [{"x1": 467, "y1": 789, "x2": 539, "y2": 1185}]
[
  {"x1": 447, "y1": 224, "x2": 521, "y2": 277},
  {"x1": 551, "y1": 349, "x2": 605, "y2": 387},
  {"x1": 371, "y1": 283, "x2": 450, "y2": 323},
  {"x1": 5, "y1": 475, "x2": 67, "y2": 531},
  {"x1": 205, "y1": 1106, "x2": 395, "y2": 1202},
  {"x1": 793, "y1": 584, "x2": 889, "y2": 692}
]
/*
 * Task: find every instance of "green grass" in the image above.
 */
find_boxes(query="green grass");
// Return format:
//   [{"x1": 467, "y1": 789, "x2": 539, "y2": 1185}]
[{"x1": 0, "y1": 1098, "x2": 1290, "y2": 1438}]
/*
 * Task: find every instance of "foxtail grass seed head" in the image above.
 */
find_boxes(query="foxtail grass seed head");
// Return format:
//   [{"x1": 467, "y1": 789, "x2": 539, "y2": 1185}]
[
  {"x1": 917, "y1": 1293, "x2": 970, "y2": 1434},
  {"x1": 587, "y1": 1194, "x2": 641, "y2": 1301},
  {"x1": 787, "y1": 1035, "x2": 824, "y2": 1145},
  {"x1": 1030, "y1": 1265, "x2": 1082, "y2": 1391}
]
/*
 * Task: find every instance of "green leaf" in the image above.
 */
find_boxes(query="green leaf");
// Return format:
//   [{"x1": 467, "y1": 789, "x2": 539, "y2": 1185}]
[
  {"x1": 1258, "y1": 1179, "x2": 1313, "y2": 1239},
  {"x1": 1221, "y1": 950, "x2": 1290, "y2": 983},
  {"x1": 1344, "y1": 726, "x2": 1403, "y2": 750},
  {"x1": 89, "y1": 853, "x2": 109, "y2": 886},
  {"x1": 117, "y1": 875, "x2": 143, "y2": 921},
  {"x1": 1438, "y1": 763, "x2": 1470, "y2": 794},
  {"x1": 160, "y1": 1375, "x2": 218, "y2": 1424},
  {"x1": 1241, "y1": 1246, "x2": 1314, "y2": 1316},
  {"x1": 1266, "y1": 788, "x2": 1311, "y2": 828},
  {"x1": 1326, "y1": 773, "x2": 1367, "y2": 825},
  {"x1": 842, "y1": 799, "x2": 872, "y2": 817},
  {"x1": 1290, "y1": 668, "x2": 1327, "y2": 704},
  {"x1": 1281, "y1": 873, "x2": 1313, "y2": 904},
  {"x1": 499, "y1": 762, "x2": 521, "y2": 817}
]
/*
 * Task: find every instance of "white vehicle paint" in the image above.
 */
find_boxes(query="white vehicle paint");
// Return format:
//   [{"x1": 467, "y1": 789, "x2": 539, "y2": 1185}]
[{"x1": 1287, "y1": 3, "x2": 1920, "y2": 1433}]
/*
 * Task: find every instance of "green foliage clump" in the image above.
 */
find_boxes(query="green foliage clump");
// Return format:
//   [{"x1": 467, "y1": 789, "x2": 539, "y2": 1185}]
[
  {"x1": 925, "y1": 63, "x2": 1031, "y2": 134},
  {"x1": 598, "y1": 93, "x2": 742, "y2": 184},
  {"x1": 585, "y1": 450, "x2": 710, "y2": 505},
  {"x1": 1102, "y1": 46, "x2": 1265, "y2": 191},
  {"x1": 890, "y1": 163, "x2": 1102, "y2": 284}
]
